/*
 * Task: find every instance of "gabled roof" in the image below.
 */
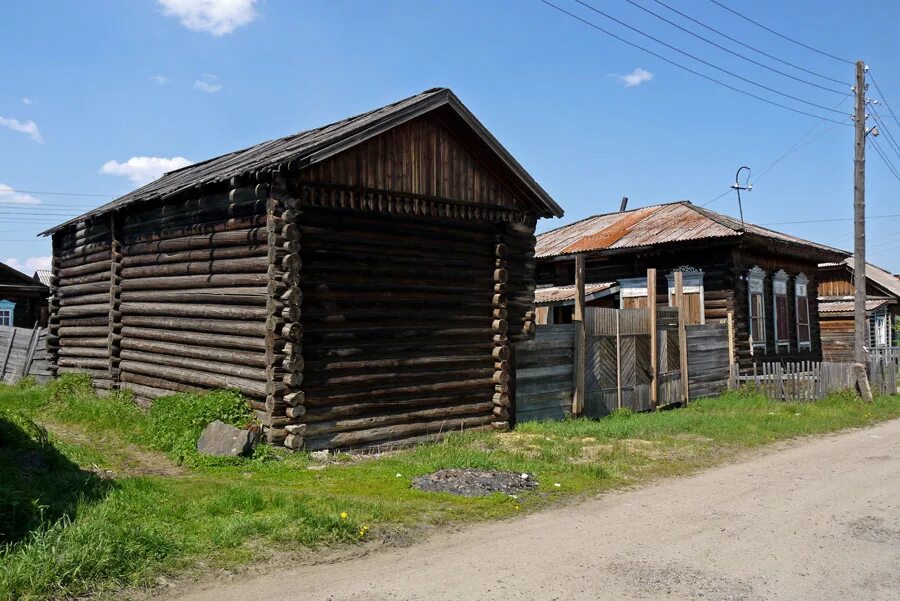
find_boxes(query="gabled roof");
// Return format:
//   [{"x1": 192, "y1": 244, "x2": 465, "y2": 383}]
[
  {"x1": 841, "y1": 257, "x2": 900, "y2": 299},
  {"x1": 535, "y1": 201, "x2": 847, "y2": 261},
  {"x1": 0, "y1": 261, "x2": 48, "y2": 292},
  {"x1": 42, "y1": 88, "x2": 561, "y2": 235}
]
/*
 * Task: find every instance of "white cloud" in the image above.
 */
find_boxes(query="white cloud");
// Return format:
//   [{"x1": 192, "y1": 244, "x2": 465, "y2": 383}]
[
  {"x1": 614, "y1": 67, "x2": 654, "y2": 88},
  {"x1": 5, "y1": 256, "x2": 52, "y2": 274},
  {"x1": 0, "y1": 116, "x2": 43, "y2": 142},
  {"x1": 151, "y1": 74, "x2": 169, "y2": 85},
  {"x1": 100, "y1": 156, "x2": 193, "y2": 186},
  {"x1": 158, "y1": 0, "x2": 258, "y2": 36},
  {"x1": 21, "y1": 97, "x2": 32, "y2": 105},
  {"x1": 0, "y1": 183, "x2": 41, "y2": 205},
  {"x1": 193, "y1": 73, "x2": 222, "y2": 93}
]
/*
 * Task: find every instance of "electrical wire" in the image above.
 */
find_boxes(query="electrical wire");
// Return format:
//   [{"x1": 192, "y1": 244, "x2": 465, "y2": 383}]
[
  {"x1": 649, "y1": 0, "x2": 849, "y2": 86},
  {"x1": 869, "y1": 136, "x2": 900, "y2": 183},
  {"x1": 706, "y1": 0, "x2": 855, "y2": 65},
  {"x1": 539, "y1": 0, "x2": 852, "y2": 126},
  {"x1": 0, "y1": 188, "x2": 116, "y2": 197},
  {"x1": 868, "y1": 71, "x2": 900, "y2": 129},
  {"x1": 622, "y1": 0, "x2": 847, "y2": 94},
  {"x1": 761, "y1": 214, "x2": 900, "y2": 226},
  {"x1": 869, "y1": 108, "x2": 900, "y2": 163},
  {"x1": 571, "y1": 0, "x2": 848, "y2": 115},
  {"x1": 701, "y1": 189, "x2": 732, "y2": 207}
]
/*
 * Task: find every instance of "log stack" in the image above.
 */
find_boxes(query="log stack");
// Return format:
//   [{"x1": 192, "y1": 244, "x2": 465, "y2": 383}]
[
  {"x1": 491, "y1": 234, "x2": 510, "y2": 430},
  {"x1": 263, "y1": 181, "x2": 306, "y2": 447}
]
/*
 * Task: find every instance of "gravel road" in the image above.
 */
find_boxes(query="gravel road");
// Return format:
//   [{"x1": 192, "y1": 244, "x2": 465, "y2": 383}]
[{"x1": 169, "y1": 419, "x2": 900, "y2": 601}]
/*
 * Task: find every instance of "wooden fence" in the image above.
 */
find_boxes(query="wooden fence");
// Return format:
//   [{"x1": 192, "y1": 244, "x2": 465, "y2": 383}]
[
  {"x1": 686, "y1": 323, "x2": 731, "y2": 399},
  {"x1": 0, "y1": 325, "x2": 51, "y2": 384},
  {"x1": 729, "y1": 358, "x2": 898, "y2": 401},
  {"x1": 514, "y1": 324, "x2": 575, "y2": 421}
]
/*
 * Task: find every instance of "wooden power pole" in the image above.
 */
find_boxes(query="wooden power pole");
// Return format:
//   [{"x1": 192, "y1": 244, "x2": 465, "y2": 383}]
[{"x1": 853, "y1": 61, "x2": 867, "y2": 365}]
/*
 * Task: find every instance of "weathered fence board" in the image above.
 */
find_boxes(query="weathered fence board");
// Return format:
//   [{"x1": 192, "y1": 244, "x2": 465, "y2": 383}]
[
  {"x1": 686, "y1": 323, "x2": 730, "y2": 400},
  {"x1": 730, "y1": 357, "x2": 897, "y2": 400},
  {"x1": 515, "y1": 324, "x2": 575, "y2": 421},
  {"x1": 0, "y1": 325, "x2": 52, "y2": 384}
]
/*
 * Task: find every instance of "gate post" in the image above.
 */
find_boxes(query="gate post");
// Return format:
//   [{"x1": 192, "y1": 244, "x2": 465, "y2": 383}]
[
  {"x1": 648, "y1": 268, "x2": 658, "y2": 409},
  {"x1": 675, "y1": 271, "x2": 690, "y2": 405},
  {"x1": 572, "y1": 253, "x2": 586, "y2": 416}
]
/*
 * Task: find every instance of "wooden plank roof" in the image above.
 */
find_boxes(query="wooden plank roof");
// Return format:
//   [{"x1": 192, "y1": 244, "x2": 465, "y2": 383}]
[
  {"x1": 535, "y1": 201, "x2": 847, "y2": 261},
  {"x1": 819, "y1": 298, "x2": 892, "y2": 315},
  {"x1": 534, "y1": 282, "x2": 617, "y2": 305},
  {"x1": 42, "y1": 88, "x2": 561, "y2": 235}
]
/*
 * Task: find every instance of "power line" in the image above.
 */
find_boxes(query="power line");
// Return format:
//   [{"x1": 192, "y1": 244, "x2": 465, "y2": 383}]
[
  {"x1": 869, "y1": 136, "x2": 900, "y2": 183},
  {"x1": 571, "y1": 0, "x2": 848, "y2": 115},
  {"x1": 539, "y1": 0, "x2": 852, "y2": 126},
  {"x1": 869, "y1": 107, "x2": 900, "y2": 163},
  {"x1": 868, "y1": 71, "x2": 900, "y2": 129},
  {"x1": 0, "y1": 188, "x2": 116, "y2": 197},
  {"x1": 761, "y1": 213, "x2": 900, "y2": 226},
  {"x1": 622, "y1": 0, "x2": 847, "y2": 95},
  {"x1": 649, "y1": 0, "x2": 849, "y2": 86},
  {"x1": 701, "y1": 189, "x2": 732, "y2": 207},
  {"x1": 706, "y1": 0, "x2": 854, "y2": 65}
]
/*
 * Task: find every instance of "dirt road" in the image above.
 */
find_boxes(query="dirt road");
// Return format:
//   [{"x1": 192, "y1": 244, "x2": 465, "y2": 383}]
[{"x1": 171, "y1": 420, "x2": 900, "y2": 601}]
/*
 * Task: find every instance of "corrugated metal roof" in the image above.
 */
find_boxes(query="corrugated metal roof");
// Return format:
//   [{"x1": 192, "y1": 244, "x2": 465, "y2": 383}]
[
  {"x1": 41, "y1": 88, "x2": 561, "y2": 236},
  {"x1": 534, "y1": 282, "x2": 616, "y2": 304},
  {"x1": 535, "y1": 201, "x2": 847, "y2": 260},
  {"x1": 819, "y1": 298, "x2": 891, "y2": 314},
  {"x1": 32, "y1": 270, "x2": 52, "y2": 286}
]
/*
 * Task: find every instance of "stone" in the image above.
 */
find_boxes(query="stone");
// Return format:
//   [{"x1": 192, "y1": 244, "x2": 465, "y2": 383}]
[
  {"x1": 197, "y1": 420, "x2": 258, "y2": 457},
  {"x1": 852, "y1": 362, "x2": 874, "y2": 403}
]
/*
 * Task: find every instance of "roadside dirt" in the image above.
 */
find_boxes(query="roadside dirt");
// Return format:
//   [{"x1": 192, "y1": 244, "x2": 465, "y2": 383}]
[{"x1": 162, "y1": 418, "x2": 900, "y2": 601}]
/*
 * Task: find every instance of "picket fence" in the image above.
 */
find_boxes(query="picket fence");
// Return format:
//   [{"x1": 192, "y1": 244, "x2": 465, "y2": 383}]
[{"x1": 729, "y1": 358, "x2": 898, "y2": 401}]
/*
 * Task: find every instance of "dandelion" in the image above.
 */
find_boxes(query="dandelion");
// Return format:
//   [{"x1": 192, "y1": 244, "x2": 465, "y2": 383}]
[
  {"x1": 358, "y1": 524, "x2": 369, "y2": 537},
  {"x1": 515, "y1": 505, "x2": 520, "y2": 511},
  {"x1": 340, "y1": 511, "x2": 348, "y2": 520}
]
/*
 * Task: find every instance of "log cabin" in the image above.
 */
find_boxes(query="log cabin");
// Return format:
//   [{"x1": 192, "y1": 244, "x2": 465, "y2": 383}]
[
  {"x1": 40, "y1": 88, "x2": 562, "y2": 450},
  {"x1": 818, "y1": 257, "x2": 900, "y2": 361},
  {"x1": 534, "y1": 201, "x2": 847, "y2": 368},
  {"x1": 0, "y1": 261, "x2": 49, "y2": 328}
]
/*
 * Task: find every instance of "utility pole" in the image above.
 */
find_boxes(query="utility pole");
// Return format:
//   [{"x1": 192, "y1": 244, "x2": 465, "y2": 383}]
[
  {"x1": 853, "y1": 61, "x2": 867, "y2": 365},
  {"x1": 853, "y1": 60, "x2": 874, "y2": 401}
]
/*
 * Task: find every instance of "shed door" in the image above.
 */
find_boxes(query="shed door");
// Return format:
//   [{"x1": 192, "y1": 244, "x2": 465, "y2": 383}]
[{"x1": 299, "y1": 205, "x2": 497, "y2": 450}]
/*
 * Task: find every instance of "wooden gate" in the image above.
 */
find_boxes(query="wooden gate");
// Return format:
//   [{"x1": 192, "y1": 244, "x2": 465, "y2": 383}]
[{"x1": 514, "y1": 324, "x2": 575, "y2": 421}]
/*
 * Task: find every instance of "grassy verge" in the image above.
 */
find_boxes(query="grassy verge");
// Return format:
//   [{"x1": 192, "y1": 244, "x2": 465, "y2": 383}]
[{"x1": 1, "y1": 378, "x2": 898, "y2": 601}]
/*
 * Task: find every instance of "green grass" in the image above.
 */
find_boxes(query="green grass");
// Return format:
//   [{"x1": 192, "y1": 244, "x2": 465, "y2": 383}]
[{"x1": 1, "y1": 379, "x2": 898, "y2": 601}]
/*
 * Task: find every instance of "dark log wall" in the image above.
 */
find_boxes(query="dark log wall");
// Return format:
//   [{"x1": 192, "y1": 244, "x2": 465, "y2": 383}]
[
  {"x1": 116, "y1": 184, "x2": 271, "y2": 405},
  {"x1": 820, "y1": 315, "x2": 855, "y2": 362},
  {"x1": 292, "y1": 204, "x2": 499, "y2": 450},
  {"x1": 50, "y1": 219, "x2": 114, "y2": 389}
]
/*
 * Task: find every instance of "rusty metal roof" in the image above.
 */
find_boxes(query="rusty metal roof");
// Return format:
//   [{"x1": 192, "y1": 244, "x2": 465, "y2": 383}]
[
  {"x1": 819, "y1": 298, "x2": 892, "y2": 315},
  {"x1": 534, "y1": 282, "x2": 616, "y2": 305},
  {"x1": 535, "y1": 201, "x2": 847, "y2": 260},
  {"x1": 41, "y1": 88, "x2": 561, "y2": 236},
  {"x1": 842, "y1": 257, "x2": 900, "y2": 299}
]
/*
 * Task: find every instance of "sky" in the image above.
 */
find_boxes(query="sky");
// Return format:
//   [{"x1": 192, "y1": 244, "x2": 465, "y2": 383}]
[{"x1": 1, "y1": 0, "x2": 899, "y2": 276}]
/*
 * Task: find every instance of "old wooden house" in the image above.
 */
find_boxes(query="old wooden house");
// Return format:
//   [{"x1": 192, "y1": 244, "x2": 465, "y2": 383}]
[
  {"x1": 0, "y1": 261, "x2": 49, "y2": 328},
  {"x1": 818, "y1": 257, "x2": 900, "y2": 361},
  {"x1": 41, "y1": 88, "x2": 562, "y2": 450},
  {"x1": 534, "y1": 201, "x2": 847, "y2": 367}
]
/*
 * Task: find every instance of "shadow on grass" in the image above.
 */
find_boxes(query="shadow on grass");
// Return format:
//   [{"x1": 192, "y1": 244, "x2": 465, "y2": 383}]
[{"x1": 0, "y1": 411, "x2": 113, "y2": 546}]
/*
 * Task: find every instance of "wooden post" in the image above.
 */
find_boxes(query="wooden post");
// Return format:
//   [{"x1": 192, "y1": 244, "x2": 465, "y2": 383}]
[
  {"x1": 648, "y1": 268, "x2": 658, "y2": 409},
  {"x1": 20, "y1": 323, "x2": 39, "y2": 378},
  {"x1": 675, "y1": 271, "x2": 689, "y2": 404},
  {"x1": 572, "y1": 253, "x2": 586, "y2": 416},
  {"x1": 726, "y1": 310, "x2": 735, "y2": 366},
  {"x1": 615, "y1": 309, "x2": 622, "y2": 410}
]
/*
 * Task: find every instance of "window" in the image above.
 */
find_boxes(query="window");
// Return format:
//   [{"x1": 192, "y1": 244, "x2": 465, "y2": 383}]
[
  {"x1": 0, "y1": 300, "x2": 15, "y2": 327},
  {"x1": 795, "y1": 274, "x2": 811, "y2": 350},
  {"x1": 748, "y1": 267, "x2": 766, "y2": 353},
  {"x1": 870, "y1": 307, "x2": 889, "y2": 348},
  {"x1": 619, "y1": 277, "x2": 648, "y2": 309},
  {"x1": 772, "y1": 270, "x2": 790, "y2": 353},
  {"x1": 666, "y1": 267, "x2": 705, "y2": 325}
]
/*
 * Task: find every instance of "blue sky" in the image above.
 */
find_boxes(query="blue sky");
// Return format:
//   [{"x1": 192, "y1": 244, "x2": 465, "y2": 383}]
[{"x1": 2, "y1": 0, "x2": 899, "y2": 275}]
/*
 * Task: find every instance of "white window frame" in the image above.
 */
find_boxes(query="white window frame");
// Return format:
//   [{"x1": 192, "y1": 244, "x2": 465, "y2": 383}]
[
  {"x1": 772, "y1": 270, "x2": 790, "y2": 353},
  {"x1": 748, "y1": 266, "x2": 766, "y2": 354},
  {"x1": 795, "y1": 273, "x2": 811, "y2": 351},
  {"x1": 666, "y1": 266, "x2": 705, "y2": 324},
  {"x1": 0, "y1": 299, "x2": 15, "y2": 327},
  {"x1": 618, "y1": 277, "x2": 648, "y2": 309}
]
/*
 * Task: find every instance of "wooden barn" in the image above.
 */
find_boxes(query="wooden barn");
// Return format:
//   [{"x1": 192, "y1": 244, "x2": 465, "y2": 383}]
[
  {"x1": 41, "y1": 88, "x2": 562, "y2": 450},
  {"x1": 533, "y1": 201, "x2": 847, "y2": 368},
  {"x1": 818, "y1": 257, "x2": 900, "y2": 361},
  {"x1": 0, "y1": 261, "x2": 49, "y2": 328}
]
